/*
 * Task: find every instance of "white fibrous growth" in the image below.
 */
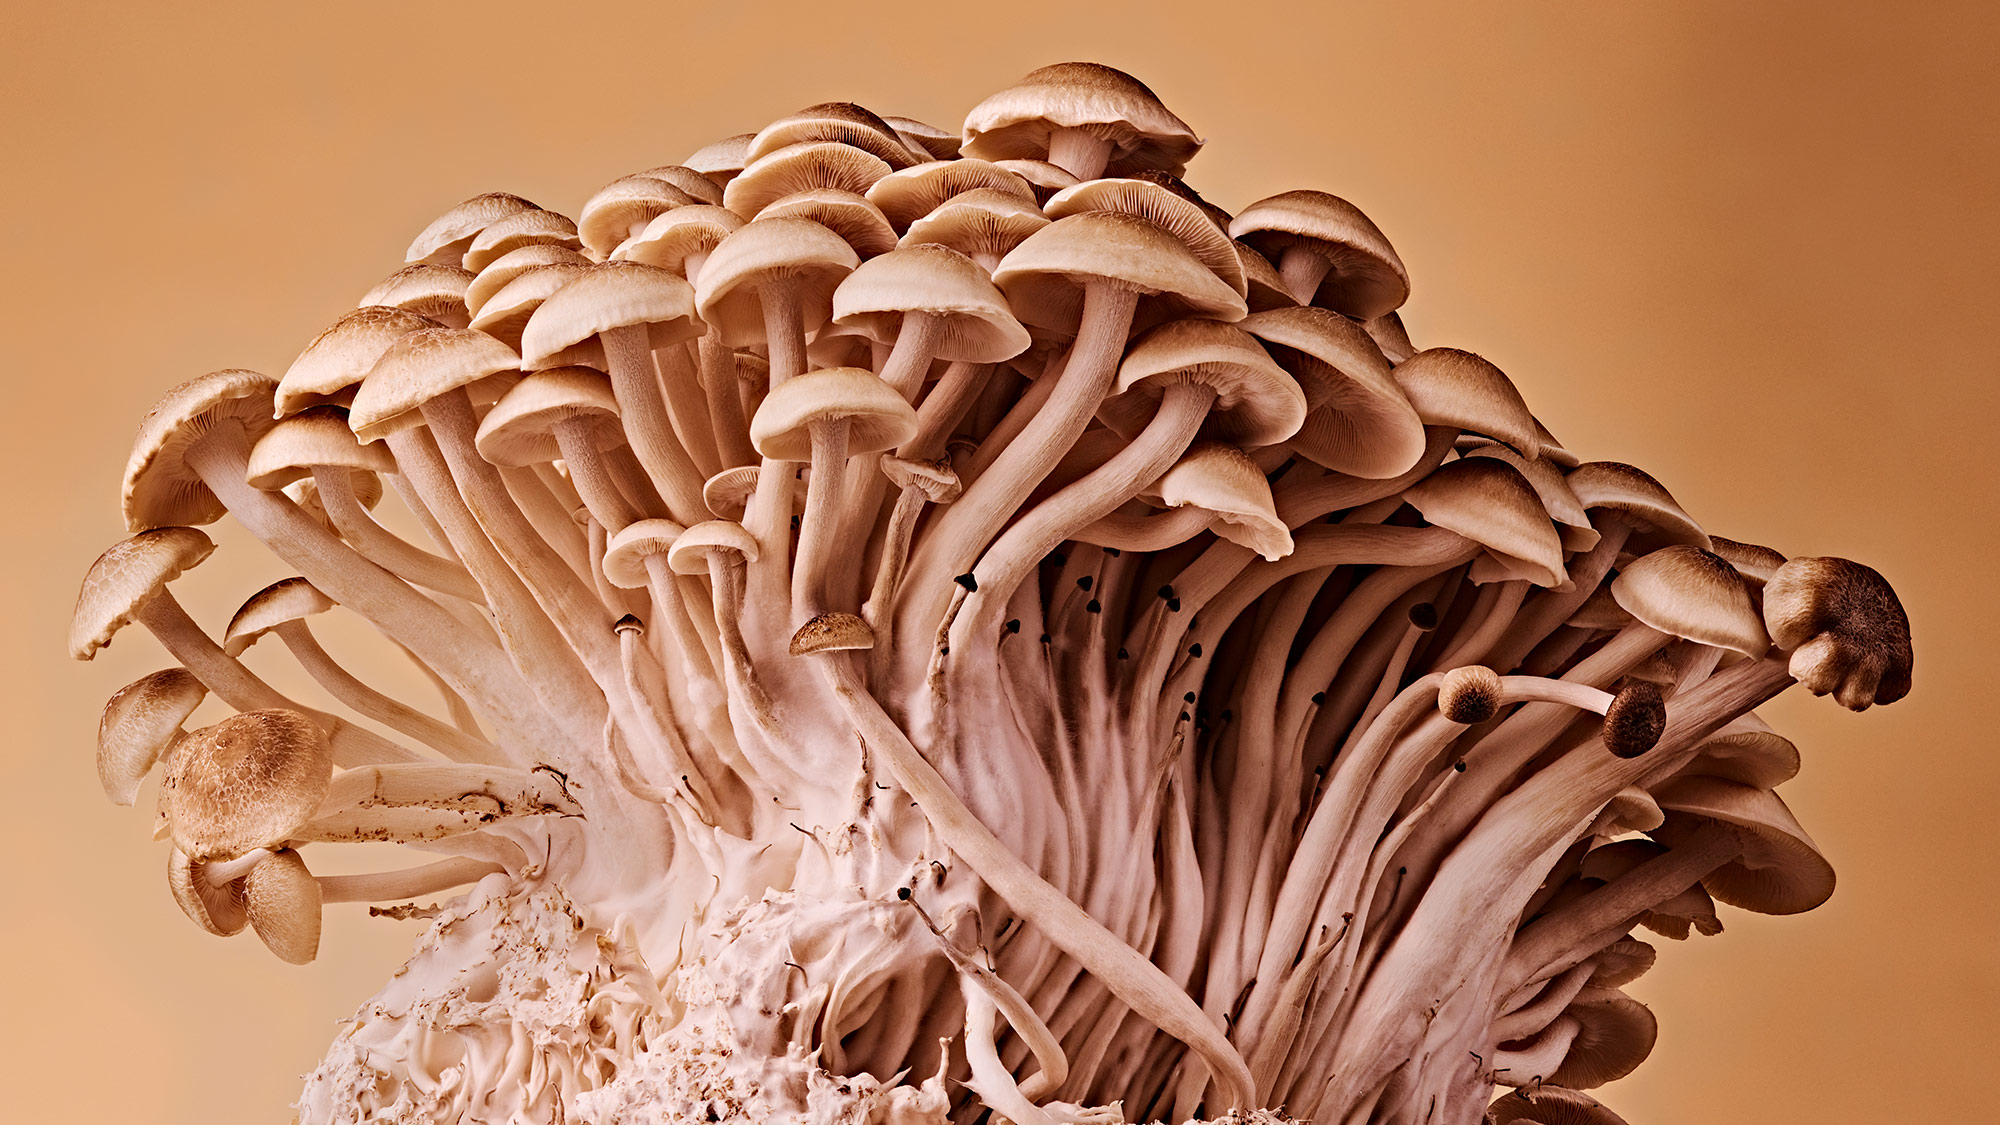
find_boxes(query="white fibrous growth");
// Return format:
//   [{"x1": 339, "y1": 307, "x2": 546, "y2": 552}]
[{"x1": 73, "y1": 63, "x2": 1912, "y2": 1125}]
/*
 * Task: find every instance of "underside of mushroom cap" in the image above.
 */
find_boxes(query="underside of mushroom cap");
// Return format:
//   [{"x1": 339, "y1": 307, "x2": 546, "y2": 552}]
[
  {"x1": 1229, "y1": 188, "x2": 1409, "y2": 319},
  {"x1": 244, "y1": 848, "x2": 323, "y2": 964},
  {"x1": 1567, "y1": 461, "x2": 1711, "y2": 551},
  {"x1": 831, "y1": 243, "x2": 1030, "y2": 363},
  {"x1": 1241, "y1": 305, "x2": 1427, "y2": 477},
  {"x1": 223, "y1": 577, "x2": 336, "y2": 657},
  {"x1": 1649, "y1": 775, "x2": 1835, "y2": 915},
  {"x1": 123, "y1": 369, "x2": 280, "y2": 531},
  {"x1": 359, "y1": 263, "x2": 476, "y2": 327},
  {"x1": 1099, "y1": 317, "x2": 1305, "y2": 446},
  {"x1": 1487, "y1": 1086, "x2": 1633, "y2": 1125},
  {"x1": 348, "y1": 327, "x2": 522, "y2": 442},
  {"x1": 695, "y1": 217, "x2": 861, "y2": 345},
  {"x1": 475, "y1": 367, "x2": 627, "y2": 466},
  {"x1": 1403, "y1": 456, "x2": 1566, "y2": 587},
  {"x1": 167, "y1": 845, "x2": 249, "y2": 936},
  {"x1": 961, "y1": 62, "x2": 1203, "y2": 178},
  {"x1": 993, "y1": 210, "x2": 1248, "y2": 335},
  {"x1": 1611, "y1": 545, "x2": 1770, "y2": 657},
  {"x1": 724, "y1": 141, "x2": 895, "y2": 219},
  {"x1": 462, "y1": 208, "x2": 583, "y2": 273},
  {"x1": 405, "y1": 192, "x2": 537, "y2": 266}
]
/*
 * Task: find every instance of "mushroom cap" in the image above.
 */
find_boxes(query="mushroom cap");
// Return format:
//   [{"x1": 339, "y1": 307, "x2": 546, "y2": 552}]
[
  {"x1": 1600, "y1": 680, "x2": 1667, "y2": 759},
  {"x1": 993, "y1": 211, "x2": 1248, "y2": 336},
  {"x1": 898, "y1": 188, "x2": 1050, "y2": 267},
  {"x1": 467, "y1": 261, "x2": 595, "y2": 351},
  {"x1": 98, "y1": 668, "x2": 206, "y2": 806},
  {"x1": 831, "y1": 244, "x2": 1030, "y2": 363},
  {"x1": 1234, "y1": 240, "x2": 1296, "y2": 313},
  {"x1": 866, "y1": 158, "x2": 1034, "y2": 231},
  {"x1": 806, "y1": 321, "x2": 881, "y2": 370},
  {"x1": 996, "y1": 158, "x2": 1080, "y2": 203},
  {"x1": 1241, "y1": 305, "x2": 1427, "y2": 477},
  {"x1": 475, "y1": 367, "x2": 626, "y2": 465},
  {"x1": 723, "y1": 141, "x2": 894, "y2": 219},
  {"x1": 1588, "y1": 937, "x2": 1658, "y2": 989},
  {"x1": 349, "y1": 327, "x2": 521, "y2": 442},
  {"x1": 789, "y1": 611, "x2": 876, "y2": 655},
  {"x1": 1365, "y1": 309, "x2": 1417, "y2": 364},
  {"x1": 71, "y1": 527, "x2": 215, "y2": 659},
  {"x1": 666, "y1": 520, "x2": 761, "y2": 575},
  {"x1": 1229, "y1": 189, "x2": 1408, "y2": 318},
  {"x1": 245, "y1": 406, "x2": 395, "y2": 490},
  {"x1": 684, "y1": 133, "x2": 753, "y2": 186},
  {"x1": 694, "y1": 217, "x2": 860, "y2": 346},
  {"x1": 1707, "y1": 535, "x2": 1787, "y2": 590},
  {"x1": 1546, "y1": 987, "x2": 1658, "y2": 1090},
  {"x1": 1611, "y1": 545, "x2": 1770, "y2": 657},
  {"x1": 1461, "y1": 442, "x2": 1594, "y2": 545},
  {"x1": 165, "y1": 709, "x2": 333, "y2": 861},
  {"x1": 244, "y1": 848, "x2": 322, "y2": 965},
  {"x1": 462, "y1": 208, "x2": 582, "y2": 273},
  {"x1": 222, "y1": 577, "x2": 335, "y2": 657},
  {"x1": 614, "y1": 204, "x2": 745, "y2": 274},
  {"x1": 1152, "y1": 443, "x2": 1291, "y2": 561},
  {"x1": 1649, "y1": 775, "x2": 1835, "y2": 914},
  {"x1": 276, "y1": 306, "x2": 440, "y2": 416},
  {"x1": 1439, "y1": 665, "x2": 1505, "y2": 724},
  {"x1": 1566, "y1": 461, "x2": 1711, "y2": 551},
  {"x1": 628, "y1": 164, "x2": 726, "y2": 207},
  {"x1": 1046, "y1": 177, "x2": 1246, "y2": 298},
  {"x1": 1676, "y1": 712, "x2": 1801, "y2": 789},
  {"x1": 1100, "y1": 318, "x2": 1305, "y2": 447},
  {"x1": 702, "y1": 465, "x2": 767, "y2": 520},
  {"x1": 883, "y1": 115, "x2": 959, "y2": 161},
  {"x1": 123, "y1": 369, "x2": 280, "y2": 531},
  {"x1": 465, "y1": 244, "x2": 591, "y2": 318},
  {"x1": 284, "y1": 472, "x2": 382, "y2": 529},
  {"x1": 880, "y1": 455, "x2": 963, "y2": 503},
  {"x1": 961, "y1": 62, "x2": 1202, "y2": 178},
  {"x1": 602, "y1": 518, "x2": 687, "y2": 588},
  {"x1": 404, "y1": 192, "x2": 536, "y2": 266},
  {"x1": 745, "y1": 102, "x2": 917, "y2": 170},
  {"x1": 749, "y1": 367, "x2": 919, "y2": 461},
  {"x1": 1403, "y1": 457, "x2": 1566, "y2": 588},
  {"x1": 359, "y1": 263, "x2": 475, "y2": 327},
  {"x1": 1392, "y1": 348, "x2": 1541, "y2": 460},
  {"x1": 1487, "y1": 1086, "x2": 1632, "y2": 1125},
  {"x1": 756, "y1": 189, "x2": 899, "y2": 258},
  {"x1": 578, "y1": 175, "x2": 699, "y2": 259},
  {"x1": 1762, "y1": 555, "x2": 1913, "y2": 710},
  {"x1": 167, "y1": 846, "x2": 248, "y2": 936},
  {"x1": 518, "y1": 262, "x2": 703, "y2": 370}
]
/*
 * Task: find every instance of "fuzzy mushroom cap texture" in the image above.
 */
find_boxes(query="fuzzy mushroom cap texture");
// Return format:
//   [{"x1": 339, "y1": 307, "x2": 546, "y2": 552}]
[
  {"x1": 1229, "y1": 189, "x2": 1409, "y2": 319},
  {"x1": 1649, "y1": 775, "x2": 1835, "y2": 915},
  {"x1": 749, "y1": 367, "x2": 920, "y2": 461},
  {"x1": 694, "y1": 217, "x2": 861, "y2": 345},
  {"x1": 1487, "y1": 1086, "x2": 1633, "y2": 1125},
  {"x1": 276, "y1": 306, "x2": 440, "y2": 416},
  {"x1": 462, "y1": 208, "x2": 582, "y2": 273},
  {"x1": 789, "y1": 611, "x2": 876, "y2": 655},
  {"x1": 405, "y1": 192, "x2": 537, "y2": 266},
  {"x1": 167, "y1": 845, "x2": 249, "y2": 936},
  {"x1": 1600, "y1": 680, "x2": 1667, "y2": 759},
  {"x1": 993, "y1": 210, "x2": 1248, "y2": 336},
  {"x1": 1392, "y1": 348, "x2": 1541, "y2": 461},
  {"x1": 223, "y1": 577, "x2": 335, "y2": 657},
  {"x1": 831, "y1": 244, "x2": 1031, "y2": 363},
  {"x1": 166, "y1": 709, "x2": 333, "y2": 861},
  {"x1": 1045, "y1": 178, "x2": 1246, "y2": 298},
  {"x1": 475, "y1": 368, "x2": 627, "y2": 466},
  {"x1": 1762, "y1": 556, "x2": 1913, "y2": 710},
  {"x1": 518, "y1": 262, "x2": 704, "y2": 370},
  {"x1": 1100, "y1": 317, "x2": 1305, "y2": 445},
  {"x1": 358, "y1": 263, "x2": 476, "y2": 327},
  {"x1": 601, "y1": 519, "x2": 687, "y2": 588},
  {"x1": 245, "y1": 406, "x2": 396, "y2": 490},
  {"x1": 1439, "y1": 665, "x2": 1505, "y2": 724},
  {"x1": 468, "y1": 262, "x2": 596, "y2": 352},
  {"x1": 122, "y1": 369, "x2": 280, "y2": 531},
  {"x1": 1566, "y1": 461, "x2": 1711, "y2": 551},
  {"x1": 1240, "y1": 305, "x2": 1427, "y2": 478},
  {"x1": 348, "y1": 327, "x2": 522, "y2": 443},
  {"x1": 1152, "y1": 443, "x2": 1292, "y2": 561},
  {"x1": 666, "y1": 520, "x2": 761, "y2": 575},
  {"x1": 244, "y1": 848, "x2": 324, "y2": 965},
  {"x1": 578, "y1": 175, "x2": 700, "y2": 260},
  {"x1": 98, "y1": 668, "x2": 206, "y2": 806},
  {"x1": 961, "y1": 62, "x2": 1203, "y2": 178},
  {"x1": 1403, "y1": 456, "x2": 1566, "y2": 588},
  {"x1": 1611, "y1": 545, "x2": 1770, "y2": 657},
  {"x1": 70, "y1": 527, "x2": 216, "y2": 660}
]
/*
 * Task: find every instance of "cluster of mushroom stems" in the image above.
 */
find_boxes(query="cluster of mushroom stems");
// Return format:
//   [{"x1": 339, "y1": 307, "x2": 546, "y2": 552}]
[{"x1": 72, "y1": 63, "x2": 1912, "y2": 1125}]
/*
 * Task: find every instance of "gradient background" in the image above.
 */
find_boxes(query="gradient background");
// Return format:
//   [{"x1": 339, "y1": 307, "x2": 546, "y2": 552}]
[{"x1": 3, "y1": 2, "x2": 1992, "y2": 1121}]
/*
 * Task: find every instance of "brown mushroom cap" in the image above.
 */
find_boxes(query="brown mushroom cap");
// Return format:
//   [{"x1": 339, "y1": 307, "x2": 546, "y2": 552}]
[
  {"x1": 1045, "y1": 177, "x2": 1246, "y2": 298},
  {"x1": 1099, "y1": 318, "x2": 1305, "y2": 446},
  {"x1": 694, "y1": 217, "x2": 860, "y2": 346},
  {"x1": 1611, "y1": 545, "x2": 1770, "y2": 657},
  {"x1": 1588, "y1": 938, "x2": 1658, "y2": 989},
  {"x1": 1149, "y1": 443, "x2": 1292, "y2": 561},
  {"x1": 1241, "y1": 305, "x2": 1427, "y2": 478},
  {"x1": 993, "y1": 211, "x2": 1248, "y2": 336},
  {"x1": 1229, "y1": 189, "x2": 1408, "y2": 319},
  {"x1": 1676, "y1": 712, "x2": 1801, "y2": 789},
  {"x1": 71, "y1": 527, "x2": 216, "y2": 660},
  {"x1": 348, "y1": 327, "x2": 521, "y2": 442},
  {"x1": 961, "y1": 62, "x2": 1202, "y2": 177},
  {"x1": 276, "y1": 306, "x2": 440, "y2": 416},
  {"x1": 243, "y1": 848, "x2": 322, "y2": 964},
  {"x1": 222, "y1": 577, "x2": 336, "y2": 657},
  {"x1": 1649, "y1": 775, "x2": 1835, "y2": 914},
  {"x1": 749, "y1": 367, "x2": 919, "y2": 461},
  {"x1": 1392, "y1": 348, "x2": 1541, "y2": 461},
  {"x1": 831, "y1": 244, "x2": 1031, "y2": 363},
  {"x1": 1403, "y1": 457, "x2": 1566, "y2": 588},
  {"x1": 723, "y1": 141, "x2": 894, "y2": 219},
  {"x1": 474, "y1": 367, "x2": 626, "y2": 466},
  {"x1": 167, "y1": 845, "x2": 249, "y2": 936},
  {"x1": 359, "y1": 263, "x2": 475, "y2": 328},
  {"x1": 789, "y1": 611, "x2": 876, "y2": 655},
  {"x1": 1543, "y1": 987, "x2": 1657, "y2": 1089},
  {"x1": 1487, "y1": 1086, "x2": 1632, "y2": 1125},
  {"x1": 122, "y1": 369, "x2": 280, "y2": 531},
  {"x1": 518, "y1": 261, "x2": 704, "y2": 371},
  {"x1": 1461, "y1": 442, "x2": 1595, "y2": 546},
  {"x1": 405, "y1": 192, "x2": 537, "y2": 266},
  {"x1": 244, "y1": 406, "x2": 395, "y2": 490},
  {"x1": 1566, "y1": 461, "x2": 1711, "y2": 551},
  {"x1": 98, "y1": 668, "x2": 207, "y2": 806},
  {"x1": 992, "y1": 158, "x2": 1080, "y2": 204},
  {"x1": 165, "y1": 709, "x2": 333, "y2": 861},
  {"x1": 462, "y1": 208, "x2": 582, "y2": 273},
  {"x1": 1762, "y1": 555, "x2": 1913, "y2": 710}
]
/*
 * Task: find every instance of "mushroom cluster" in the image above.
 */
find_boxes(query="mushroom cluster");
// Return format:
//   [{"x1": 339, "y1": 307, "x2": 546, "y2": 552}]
[{"x1": 72, "y1": 63, "x2": 1913, "y2": 1125}]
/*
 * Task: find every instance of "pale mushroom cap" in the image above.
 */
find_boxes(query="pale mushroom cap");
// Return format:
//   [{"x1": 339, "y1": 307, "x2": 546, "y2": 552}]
[
  {"x1": 167, "y1": 845, "x2": 248, "y2": 936},
  {"x1": 1100, "y1": 317, "x2": 1306, "y2": 447},
  {"x1": 1392, "y1": 348, "x2": 1542, "y2": 461},
  {"x1": 694, "y1": 217, "x2": 860, "y2": 346},
  {"x1": 466, "y1": 262, "x2": 594, "y2": 351},
  {"x1": 349, "y1": 326, "x2": 522, "y2": 443},
  {"x1": 98, "y1": 668, "x2": 206, "y2": 806},
  {"x1": 883, "y1": 116, "x2": 959, "y2": 161},
  {"x1": 745, "y1": 102, "x2": 918, "y2": 170},
  {"x1": 358, "y1": 263, "x2": 475, "y2": 327},
  {"x1": 1229, "y1": 189, "x2": 1409, "y2": 318},
  {"x1": 1611, "y1": 545, "x2": 1770, "y2": 657},
  {"x1": 666, "y1": 520, "x2": 761, "y2": 575},
  {"x1": 578, "y1": 175, "x2": 699, "y2": 259},
  {"x1": 992, "y1": 210, "x2": 1248, "y2": 336},
  {"x1": 244, "y1": 848, "x2": 322, "y2": 964},
  {"x1": 723, "y1": 141, "x2": 894, "y2": 219},
  {"x1": 684, "y1": 133, "x2": 754, "y2": 185},
  {"x1": 831, "y1": 244, "x2": 1031, "y2": 363},
  {"x1": 123, "y1": 369, "x2": 280, "y2": 531},
  {"x1": 165, "y1": 709, "x2": 333, "y2": 861},
  {"x1": 1566, "y1": 461, "x2": 1711, "y2": 551},
  {"x1": 880, "y1": 455, "x2": 963, "y2": 503},
  {"x1": 475, "y1": 367, "x2": 626, "y2": 466},
  {"x1": 1151, "y1": 443, "x2": 1291, "y2": 561},
  {"x1": 961, "y1": 62, "x2": 1202, "y2": 178},
  {"x1": 899, "y1": 188, "x2": 1051, "y2": 267},
  {"x1": 223, "y1": 577, "x2": 336, "y2": 657},
  {"x1": 466, "y1": 244, "x2": 592, "y2": 318},
  {"x1": 1241, "y1": 305, "x2": 1427, "y2": 478},
  {"x1": 405, "y1": 192, "x2": 537, "y2": 266},
  {"x1": 749, "y1": 367, "x2": 919, "y2": 461},
  {"x1": 462, "y1": 208, "x2": 582, "y2": 273},
  {"x1": 1364, "y1": 309, "x2": 1417, "y2": 363},
  {"x1": 1403, "y1": 457, "x2": 1565, "y2": 587},
  {"x1": 284, "y1": 471, "x2": 382, "y2": 527},
  {"x1": 71, "y1": 527, "x2": 216, "y2": 660},
  {"x1": 756, "y1": 188, "x2": 900, "y2": 258},
  {"x1": 1487, "y1": 1086, "x2": 1633, "y2": 1125},
  {"x1": 276, "y1": 305, "x2": 440, "y2": 416},
  {"x1": 518, "y1": 262, "x2": 703, "y2": 370},
  {"x1": 702, "y1": 465, "x2": 766, "y2": 520},
  {"x1": 245, "y1": 406, "x2": 395, "y2": 490},
  {"x1": 1045, "y1": 177, "x2": 1246, "y2": 298},
  {"x1": 1461, "y1": 442, "x2": 1593, "y2": 536},
  {"x1": 866, "y1": 159, "x2": 1035, "y2": 231},
  {"x1": 613, "y1": 204, "x2": 745, "y2": 274},
  {"x1": 602, "y1": 519, "x2": 687, "y2": 588},
  {"x1": 995, "y1": 158, "x2": 1080, "y2": 203},
  {"x1": 789, "y1": 611, "x2": 876, "y2": 655},
  {"x1": 1650, "y1": 775, "x2": 1835, "y2": 915},
  {"x1": 630, "y1": 164, "x2": 727, "y2": 207},
  {"x1": 1548, "y1": 987, "x2": 1658, "y2": 1089},
  {"x1": 1762, "y1": 555, "x2": 1913, "y2": 709}
]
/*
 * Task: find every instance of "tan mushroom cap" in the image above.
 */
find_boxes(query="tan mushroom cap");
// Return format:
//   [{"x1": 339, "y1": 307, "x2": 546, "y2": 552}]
[
  {"x1": 277, "y1": 306, "x2": 440, "y2": 416},
  {"x1": 723, "y1": 141, "x2": 894, "y2": 219},
  {"x1": 629, "y1": 164, "x2": 726, "y2": 207},
  {"x1": 1649, "y1": 775, "x2": 1835, "y2": 914},
  {"x1": 881, "y1": 455, "x2": 963, "y2": 503},
  {"x1": 1762, "y1": 555, "x2": 1913, "y2": 710},
  {"x1": 746, "y1": 102, "x2": 918, "y2": 170},
  {"x1": 962, "y1": 62, "x2": 1202, "y2": 177},
  {"x1": 1708, "y1": 535, "x2": 1787, "y2": 589},
  {"x1": 898, "y1": 188, "x2": 1050, "y2": 268},
  {"x1": 1487, "y1": 1086, "x2": 1632, "y2": 1125},
  {"x1": 993, "y1": 211, "x2": 1248, "y2": 337},
  {"x1": 122, "y1": 369, "x2": 279, "y2": 531},
  {"x1": 1364, "y1": 310, "x2": 1417, "y2": 364},
  {"x1": 694, "y1": 217, "x2": 860, "y2": 346},
  {"x1": 1392, "y1": 348, "x2": 1541, "y2": 461},
  {"x1": 1241, "y1": 306, "x2": 1427, "y2": 478},
  {"x1": 462, "y1": 208, "x2": 582, "y2": 273},
  {"x1": 71, "y1": 527, "x2": 215, "y2": 660},
  {"x1": 518, "y1": 262, "x2": 704, "y2": 371},
  {"x1": 284, "y1": 473, "x2": 382, "y2": 530},
  {"x1": 757, "y1": 188, "x2": 900, "y2": 258},
  {"x1": 1461, "y1": 442, "x2": 1597, "y2": 548},
  {"x1": 1229, "y1": 189, "x2": 1409, "y2": 319},
  {"x1": 613, "y1": 204, "x2": 745, "y2": 274},
  {"x1": 1567, "y1": 583, "x2": 1635, "y2": 632},
  {"x1": 866, "y1": 159, "x2": 1035, "y2": 231},
  {"x1": 223, "y1": 577, "x2": 335, "y2": 657},
  {"x1": 245, "y1": 406, "x2": 395, "y2": 490},
  {"x1": 749, "y1": 367, "x2": 919, "y2": 461},
  {"x1": 359, "y1": 263, "x2": 475, "y2": 328},
  {"x1": 466, "y1": 261, "x2": 594, "y2": 351},
  {"x1": 1403, "y1": 457, "x2": 1566, "y2": 587},
  {"x1": 994, "y1": 158, "x2": 1080, "y2": 204},
  {"x1": 404, "y1": 192, "x2": 536, "y2": 266},
  {"x1": 1676, "y1": 712, "x2": 1801, "y2": 789},
  {"x1": 702, "y1": 465, "x2": 779, "y2": 520},
  {"x1": 1547, "y1": 987, "x2": 1657, "y2": 1089},
  {"x1": 831, "y1": 244, "x2": 1031, "y2": 363},
  {"x1": 1611, "y1": 545, "x2": 1769, "y2": 657},
  {"x1": 666, "y1": 519, "x2": 761, "y2": 574},
  {"x1": 789, "y1": 611, "x2": 876, "y2": 655},
  {"x1": 1150, "y1": 443, "x2": 1292, "y2": 561},
  {"x1": 1099, "y1": 318, "x2": 1305, "y2": 447},
  {"x1": 465, "y1": 244, "x2": 592, "y2": 318},
  {"x1": 1588, "y1": 937, "x2": 1658, "y2": 989},
  {"x1": 475, "y1": 367, "x2": 626, "y2": 465},
  {"x1": 167, "y1": 845, "x2": 248, "y2": 936},
  {"x1": 1566, "y1": 461, "x2": 1711, "y2": 551},
  {"x1": 684, "y1": 133, "x2": 753, "y2": 187},
  {"x1": 166, "y1": 708, "x2": 333, "y2": 861},
  {"x1": 244, "y1": 848, "x2": 322, "y2": 964},
  {"x1": 98, "y1": 668, "x2": 206, "y2": 806},
  {"x1": 601, "y1": 519, "x2": 686, "y2": 588},
  {"x1": 1235, "y1": 240, "x2": 1296, "y2": 313},
  {"x1": 349, "y1": 326, "x2": 521, "y2": 442},
  {"x1": 884, "y1": 115, "x2": 959, "y2": 161},
  {"x1": 1046, "y1": 178, "x2": 1246, "y2": 298},
  {"x1": 578, "y1": 175, "x2": 699, "y2": 259}
]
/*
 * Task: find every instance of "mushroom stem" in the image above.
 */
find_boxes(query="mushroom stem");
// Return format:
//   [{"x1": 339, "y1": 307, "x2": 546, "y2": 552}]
[
  {"x1": 699, "y1": 331, "x2": 758, "y2": 468},
  {"x1": 603, "y1": 324, "x2": 709, "y2": 524},
  {"x1": 317, "y1": 857, "x2": 507, "y2": 903},
  {"x1": 313, "y1": 466, "x2": 484, "y2": 602},
  {"x1": 792, "y1": 415, "x2": 852, "y2": 618},
  {"x1": 1277, "y1": 245, "x2": 1334, "y2": 305},
  {"x1": 1484, "y1": 519, "x2": 1633, "y2": 673},
  {"x1": 202, "y1": 846, "x2": 276, "y2": 888},
  {"x1": 902, "y1": 360, "x2": 989, "y2": 459},
  {"x1": 655, "y1": 340, "x2": 722, "y2": 477},
  {"x1": 271, "y1": 620, "x2": 504, "y2": 764},
  {"x1": 552, "y1": 419, "x2": 642, "y2": 531},
  {"x1": 1046, "y1": 127, "x2": 1114, "y2": 180},
  {"x1": 1072, "y1": 505, "x2": 1216, "y2": 553},
  {"x1": 1423, "y1": 579, "x2": 1527, "y2": 673}
]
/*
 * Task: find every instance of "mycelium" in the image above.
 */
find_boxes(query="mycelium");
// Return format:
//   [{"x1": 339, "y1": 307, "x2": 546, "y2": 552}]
[{"x1": 71, "y1": 62, "x2": 1913, "y2": 1125}]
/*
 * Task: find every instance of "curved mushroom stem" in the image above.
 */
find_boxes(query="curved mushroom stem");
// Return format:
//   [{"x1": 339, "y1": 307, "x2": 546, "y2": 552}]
[
  {"x1": 792, "y1": 415, "x2": 852, "y2": 619},
  {"x1": 313, "y1": 466, "x2": 484, "y2": 602},
  {"x1": 1072, "y1": 505, "x2": 1216, "y2": 553},
  {"x1": 614, "y1": 619, "x2": 724, "y2": 824},
  {"x1": 654, "y1": 340, "x2": 722, "y2": 477},
  {"x1": 699, "y1": 331, "x2": 757, "y2": 468},
  {"x1": 317, "y1": 857, "x2": 507, "y2": 903},
  {"x1": 902, "y1": 360, "x2": 989, "y2": 459},
  {"x1": 603, "y1": 324, "x2": 709, "y2": 525},
  {"x1": 271, "y1": 619, "x2": 504, "y2": 764},
  {"x1": 1423, "y1": 579, "x2": 1528, "y2": 673},
  {"x1": 552, "y1": 420, "x2": 642, "y2": 531},
  {"x1": 877, "y1": 311, "x2": 945, "y2": 401}
]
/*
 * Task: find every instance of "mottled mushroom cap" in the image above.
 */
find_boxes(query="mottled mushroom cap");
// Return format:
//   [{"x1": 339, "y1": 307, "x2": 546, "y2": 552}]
[
  {"x1": 466, "y1": 244, "x2": 591, "y2": 319},
  {"x1": 98, "y1": 668, "x2": 206, "y2": 806},
  {"x1": 165, "y1": 709, "x2": 333, "y2": 862},
  {"x1": 223, "y1": 577, "x2": 336, "y2": 657},
  {"x1": 123, "y1": 369, "x2": 279, "y2": 531},
  {"x1": 359, "y1": 263, "x2": 475, "y2": 328},
  {"x1": 276, "y1": 306, "x2": 439, "y2": 416},
  {"x1": 404, "y1": 192, "x2": 537, "y2": 267},
  {"x1": 789, "y1": 611, "x2": 876, "y2": 655},
  {"x1": 756, "y1": 189, "x2": 899, "y2": 258},
  {"x1": 70, "y1": 527, "x2": 216, "y2": 660},
  {"x1": 467, "y1": 262, "x2": 594, "y2": 352},
  {"x1": 1762, "y1": 555, "x2": 1913, "y2": 710},
  {"x1": 961, "y1": 62, "x2": 1202, "y2": 178},
  {"x1": 831, "y1": 244, "x2": 1030, "y2": 363},
  {"x1": 463, "y1": 209, "x2": 582, "y2": 273}
]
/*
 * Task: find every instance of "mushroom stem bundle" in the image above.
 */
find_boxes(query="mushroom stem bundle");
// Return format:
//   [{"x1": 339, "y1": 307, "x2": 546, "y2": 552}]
[{"x1": 71, "y1": 61, "x2": 1913, "y2": 1125}]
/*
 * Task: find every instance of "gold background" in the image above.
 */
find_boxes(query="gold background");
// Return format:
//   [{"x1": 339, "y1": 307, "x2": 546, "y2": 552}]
[{"x1": 3, "y1": 2, "x2": 1992, "y2": 1120}]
